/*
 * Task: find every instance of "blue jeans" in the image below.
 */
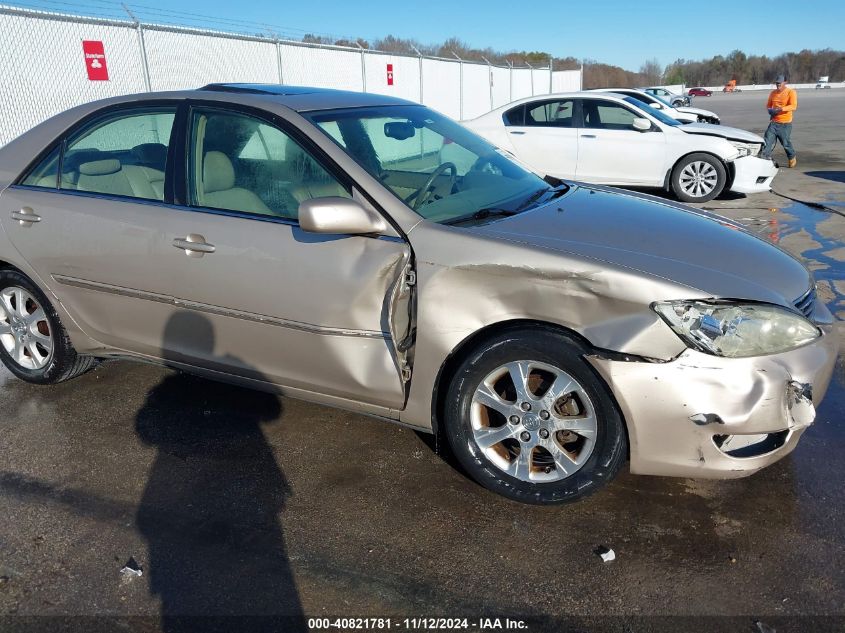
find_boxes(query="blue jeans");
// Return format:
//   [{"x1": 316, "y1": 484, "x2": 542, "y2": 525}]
[{"x1": 762, "y1": 122, "x2": 795, "y2": 160}]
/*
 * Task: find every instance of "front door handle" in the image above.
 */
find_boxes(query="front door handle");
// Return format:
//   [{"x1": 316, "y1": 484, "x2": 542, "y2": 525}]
[
  {"x1": 173, "y1": 234, "x2": 216, "y2": 258},
  {"x1": 580, "y1": 134, "x2": 597, "y2": 139},
  {"x1": 509, "y1": 131, "x2": 526, "y2": 135},
  {"x1": 11, "y1": 207, "x2": 41, "y2": 225}
]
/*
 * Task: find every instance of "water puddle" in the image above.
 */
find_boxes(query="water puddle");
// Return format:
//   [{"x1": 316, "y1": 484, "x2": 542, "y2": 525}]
[{"x1": 738, "y1": 201, "x2": 845, "y2": 314}]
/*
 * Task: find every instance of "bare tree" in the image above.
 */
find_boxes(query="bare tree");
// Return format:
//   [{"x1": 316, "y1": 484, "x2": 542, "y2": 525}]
[{"x1": 639, "y1": 58, "x2": 662, "y2": 85}]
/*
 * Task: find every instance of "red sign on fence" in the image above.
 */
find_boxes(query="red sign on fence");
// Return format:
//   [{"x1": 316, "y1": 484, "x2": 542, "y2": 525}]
[
  {"x1": 386, "y1": 63, "x2": 394, "y2": 86},
  {"x1": 82, "y1": 40, "x2": 109, "y2": 81}
]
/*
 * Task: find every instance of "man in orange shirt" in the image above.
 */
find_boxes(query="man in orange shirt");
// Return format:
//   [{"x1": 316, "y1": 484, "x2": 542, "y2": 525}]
[{"x1": 762, "y1": 74, "x2": 798, "y2": 167}]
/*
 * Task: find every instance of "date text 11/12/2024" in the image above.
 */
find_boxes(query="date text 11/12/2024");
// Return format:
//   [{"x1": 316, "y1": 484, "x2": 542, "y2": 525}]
[{"x1": 308, "y1": 618, "x2": 528, "y2": 630}]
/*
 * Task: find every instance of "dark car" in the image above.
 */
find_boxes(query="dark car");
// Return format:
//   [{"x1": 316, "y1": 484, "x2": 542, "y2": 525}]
[{"x1": 688, "y1": 87, "x2": 713, "y2": 97}]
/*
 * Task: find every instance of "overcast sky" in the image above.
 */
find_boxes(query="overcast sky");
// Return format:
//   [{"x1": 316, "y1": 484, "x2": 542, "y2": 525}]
[{"x1": 21, "y1": 0, "x2": 845, "y2": 70}]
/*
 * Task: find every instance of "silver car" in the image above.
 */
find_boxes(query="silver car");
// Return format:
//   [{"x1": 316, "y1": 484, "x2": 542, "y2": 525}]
[
  {"x1": 0, "y1": 85, "x2": 838, "y2": 504},
  {"x1": 642, "y1": 86, "x2": 691, "y2": 107}
]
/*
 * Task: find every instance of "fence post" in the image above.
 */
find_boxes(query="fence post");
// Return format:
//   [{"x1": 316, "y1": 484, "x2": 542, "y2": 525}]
[
  {"x1": 451, "y1": 51, "x2": 463, "y2": 120},
  {"x1": 122, "y1": 3, "x2": 151, "y2": 91},
  {"x1": 549, "y1": 56, "x2": 553, "y2": 94},
  {"x1": 526, "y1": 60, "x2": 534, "y2": 96},
  {"x1": 411, "y1": 44, "x2": 423, "y2": 104},
  {"x1": 356, "y1": 43, "x2": 367, "y2": 92},
  {"x1": 508, "y1": 60, "x2": 513, "y2": 102},
  {"x1": 275, "y1": 39, "x2": 284, "y2": 84},
  {"x1": 482, "y1": 56, "x2": 493, "y2": 110}
]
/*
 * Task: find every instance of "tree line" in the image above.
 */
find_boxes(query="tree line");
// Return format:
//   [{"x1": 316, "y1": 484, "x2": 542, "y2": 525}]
[
  {"x1": 664, "y1": 49, "x2": 844, "y2": 86},
  {"x1": 301, "y1": 33, "x2": 560, "y2": 69}
]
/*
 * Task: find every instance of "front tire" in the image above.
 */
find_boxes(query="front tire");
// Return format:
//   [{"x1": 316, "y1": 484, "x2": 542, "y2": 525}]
[
  {"x1": 0, "y1": 270, "x2": 95, "y2": 384},
  {"x1": 443, "y1": 327, "x2": 627, "y2": 505},
  {"x1": 671, "y1": 153, "x2": 726, "y2": 203}
]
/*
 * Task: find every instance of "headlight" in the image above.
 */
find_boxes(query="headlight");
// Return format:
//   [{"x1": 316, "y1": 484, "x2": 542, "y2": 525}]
[
  {"x1": 728, "y1": 140, "x2": 762, "y2": 157},
  {"x1": 653, "y1": 300, "x2": 820, "y2": 358}
]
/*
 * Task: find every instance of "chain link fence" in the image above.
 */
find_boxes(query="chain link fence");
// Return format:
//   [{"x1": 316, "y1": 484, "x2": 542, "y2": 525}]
[{"x1": 0, "y1": 5, "x2": 582, "y2": 145}]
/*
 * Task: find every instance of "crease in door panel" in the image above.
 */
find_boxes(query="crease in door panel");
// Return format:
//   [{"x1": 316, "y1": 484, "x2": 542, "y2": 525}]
[{"x1": 52, "y1": 274, "x2": 390, "y2": 339}]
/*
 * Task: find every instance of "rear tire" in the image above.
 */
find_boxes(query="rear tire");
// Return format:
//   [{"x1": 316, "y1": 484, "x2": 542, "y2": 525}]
[
  {"x1": 671, "y1": 153, "x2": 726, "y2": 203},
  {"x1": 443, "y1": 327, "x2": 627, "y2": 505},
  {"x1": 0, "y1": 270, "x2": 95, "y2": 384}
]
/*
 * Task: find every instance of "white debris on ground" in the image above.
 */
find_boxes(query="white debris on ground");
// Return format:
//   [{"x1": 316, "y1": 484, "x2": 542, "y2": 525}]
[
  {"x1": 595, "y1": 546, "x2": 616, "y2": 562},
  {"x1": 119, "y1": 556, "x2": 143, "y2": 578}
]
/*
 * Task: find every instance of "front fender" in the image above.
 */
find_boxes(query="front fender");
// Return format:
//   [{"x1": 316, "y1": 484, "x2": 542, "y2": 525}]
[{"x1": 399, "y1": 222, "x2": 693, "y2": 430}]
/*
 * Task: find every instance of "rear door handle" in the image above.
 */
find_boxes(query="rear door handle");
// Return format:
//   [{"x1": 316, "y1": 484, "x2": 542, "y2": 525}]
[
  {"x1": 11, "y1": 208, "x2": 41, "y2": 225},
  {"x1": 173, "y1": 234, "x2": 216, "y2": 258},
  {"x1": 580, "y1": 134, "x2": 597, "y2": 139},
  {"x1": 509, "y1": 131, "x2": 526, "y2": 135}
]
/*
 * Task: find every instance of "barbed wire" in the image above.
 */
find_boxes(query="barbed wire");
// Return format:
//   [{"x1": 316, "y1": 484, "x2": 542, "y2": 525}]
[{"x1": 1, "y1": 0, "x2": 366, "y2": 43}]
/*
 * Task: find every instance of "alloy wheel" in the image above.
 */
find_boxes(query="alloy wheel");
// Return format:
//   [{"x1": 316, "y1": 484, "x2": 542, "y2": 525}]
[
  {"x1": 470, "y1": 360, "x2": 597, "y2": 483},
  {"x1": 0, "y1": 286, "x2": 53, "y2": 370},
  {"x1": 679, "y1": 161, "x2": 719, "y2": 198}
]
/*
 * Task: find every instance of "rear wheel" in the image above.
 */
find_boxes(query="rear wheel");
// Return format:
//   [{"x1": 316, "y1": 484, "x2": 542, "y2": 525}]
[
  {"x1": 0, "y1": 270, "x2": 95, "y2": 384},
  {"x1": 443, "y1": 328, "x2": 627, "y2": 504},
  {"x1": 671, "y1": 153, "x2": 726, "y2": 203}
]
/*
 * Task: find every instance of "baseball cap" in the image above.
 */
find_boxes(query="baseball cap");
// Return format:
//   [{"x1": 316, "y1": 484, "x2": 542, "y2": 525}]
[{"x1": 775, "y1": 74, "x2": 786, "y2": 83}]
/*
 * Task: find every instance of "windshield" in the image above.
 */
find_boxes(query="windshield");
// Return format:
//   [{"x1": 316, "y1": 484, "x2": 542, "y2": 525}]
[
  {"x1": 623, "y1": 96, "x2": 682, "y2": 127},
  {"x1": 646, "y1": 92, "x2": 675, "y2": 108},
  {"x1": 307, "y1": 105, "x2": 555, "y2": 224}
]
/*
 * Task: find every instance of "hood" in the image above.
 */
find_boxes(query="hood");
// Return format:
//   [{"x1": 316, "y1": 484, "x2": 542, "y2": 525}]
[
  {"x1": 475, "y1": 185, "x2": 811, "y2": 306},
  {"x1": 680, "y1": 122, "x2": 764, "y2": 143},
  {"x1": 675, "y1": 105, "x2": 718, "y2": 118},
  {"x1": 668, "y1": 110, "x2": 697, "y2": 122}
]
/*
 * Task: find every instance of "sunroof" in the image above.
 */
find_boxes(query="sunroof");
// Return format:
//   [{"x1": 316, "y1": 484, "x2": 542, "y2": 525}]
[{"x1": 198, "y1": 83, "x2": 324, "y2": 95}]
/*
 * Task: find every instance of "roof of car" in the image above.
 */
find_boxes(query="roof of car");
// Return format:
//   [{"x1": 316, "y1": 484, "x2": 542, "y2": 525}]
[
  {"x1": 196, "y1": 83, "x2": 414, "y2": 111},
  {"x1": 472, "y1": 91, "x2": 633, "y2": 119}
]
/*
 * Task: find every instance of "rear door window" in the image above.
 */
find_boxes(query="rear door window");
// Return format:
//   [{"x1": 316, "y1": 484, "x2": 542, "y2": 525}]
[
  {"x1": 525, "y1": 100, "x2": 576, "y2": 128},
  {"x1": 503, "y1": 105, "x2": 525, "y2": 126},
  {"x1": 20, "y1": 146, "x2": 61, "y2": 188},
  {"x1": 61, "y1": 108, "x2": 176, "y2": 201}
]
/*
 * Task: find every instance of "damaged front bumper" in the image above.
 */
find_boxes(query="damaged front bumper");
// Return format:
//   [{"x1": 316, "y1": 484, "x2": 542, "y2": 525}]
[
  {"x1": 587, "y1": 320, "x2": 839, "y2": 479},
  {"x1": 729, "y1": 155, "x2": 778, "y2": 194}
]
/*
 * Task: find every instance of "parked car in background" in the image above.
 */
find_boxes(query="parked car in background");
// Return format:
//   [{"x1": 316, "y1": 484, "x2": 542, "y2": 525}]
[
  {"x1": 591, "y1": 88, "x2": 721, "y2": 125},
  {"x1": 460, "y1": 91, "x2": 775, "y2": 202},
  {"x1": 688, "y1": 87, "x2": 713, "y2": 97},
  {"x1": 1, "y1": 85, "x2": 833, "y2": 506},
  {"x1": 816, "y1": 76, "x2": 831, "y2": 89},
  {"x1": 642, "y1": 86, "x2": 690, "y2": 107}
]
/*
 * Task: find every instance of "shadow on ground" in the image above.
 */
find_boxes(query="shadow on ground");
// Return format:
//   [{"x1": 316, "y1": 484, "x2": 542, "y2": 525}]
[{"x1": 134, "y1": 312, "x2": 306, "y2": 631}]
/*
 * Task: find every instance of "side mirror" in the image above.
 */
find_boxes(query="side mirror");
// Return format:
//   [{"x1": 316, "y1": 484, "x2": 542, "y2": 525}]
[
  {"x1": 648, "y1": 102, "x2": 663, "y2": 110},
  {"x1": 299, "y1": 197, "x2": 387, "y2": 235},
  {"x1": 632, "y1": 118, "x2": 652, "y2": 132}
]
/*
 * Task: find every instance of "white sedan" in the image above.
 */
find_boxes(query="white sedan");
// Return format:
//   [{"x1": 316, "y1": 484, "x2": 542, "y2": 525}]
[
  {"x1": 592, "y1": 88, "x2": 721, "y2": 125},
  {"x1": 457, "y1": 92, "x2": 777, "y2": 203}
]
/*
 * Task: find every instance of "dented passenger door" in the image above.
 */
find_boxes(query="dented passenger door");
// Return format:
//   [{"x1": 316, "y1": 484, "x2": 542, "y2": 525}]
[
  {"x1": 164, "y1": 104, "x2": 414, "y2": 409},
  {"x1": 161, "y1": 205, "x2": 413, "y2": 409}
]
